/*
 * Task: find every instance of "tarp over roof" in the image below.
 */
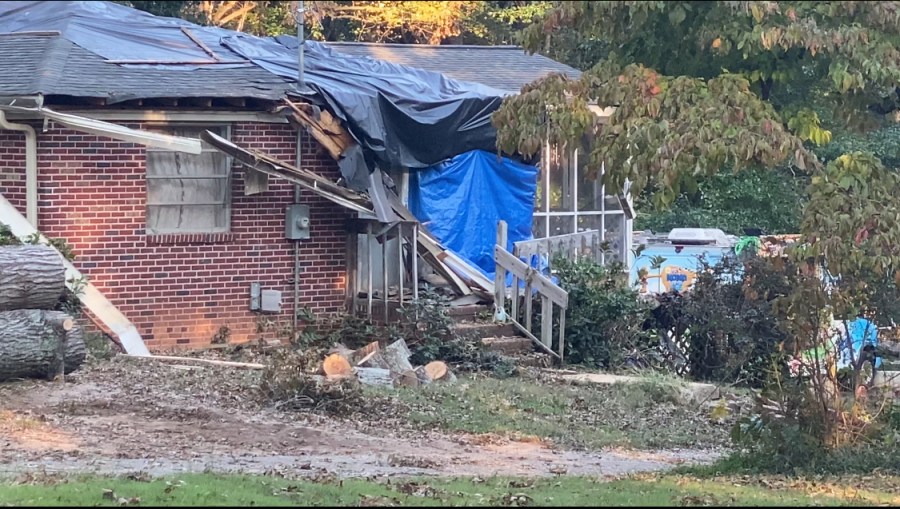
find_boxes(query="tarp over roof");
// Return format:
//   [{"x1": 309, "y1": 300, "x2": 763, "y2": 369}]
[{"x1": 0, "y1": 1, "x2": 579, "y2": 189}]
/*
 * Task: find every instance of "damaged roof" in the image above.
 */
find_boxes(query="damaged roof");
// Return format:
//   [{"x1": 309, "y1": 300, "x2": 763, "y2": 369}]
[
  {"x1": 0, "y1": 32, "x2": 293, "y2": 103},
  {"x1": 0, "y1": 2, "x2": 579, "y2": 103},
  {"x1": 325, "y1": 43, "x2": 581, "y2": 95}
]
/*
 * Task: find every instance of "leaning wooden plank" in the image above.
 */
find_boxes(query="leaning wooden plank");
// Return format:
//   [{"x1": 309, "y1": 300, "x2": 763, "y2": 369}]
[
  {"x1": 0, "y1": 245, "x2": 66, "y2": 311},
  {"x1": 509, "y1": 317, "x2": 562, "y2": 360},
  {"x1": 495, "y1": 246, "x2": 568, "y2": 308},
  {"x1": 122, "y1": 354, "x2": 264, "y2": 369},
  {"x1": 200, "y1": 131, "x2": 374, "y2": 215},
  {"x1": 0, "y1": 193, "x2": 150, "y2": 356}
]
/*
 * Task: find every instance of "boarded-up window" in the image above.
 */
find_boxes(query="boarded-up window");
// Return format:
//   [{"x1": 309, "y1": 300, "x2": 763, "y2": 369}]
[{"x1": 146, "y1": 126, "x2": 231, "y2": 234}]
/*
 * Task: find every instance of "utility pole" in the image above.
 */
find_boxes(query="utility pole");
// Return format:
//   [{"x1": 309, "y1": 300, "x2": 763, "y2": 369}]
[{"x1": 297, "y1": 0, "x2": 305, "y2": 88}]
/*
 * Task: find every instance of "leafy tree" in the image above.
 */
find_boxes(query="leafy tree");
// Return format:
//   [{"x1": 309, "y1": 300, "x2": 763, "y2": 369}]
[
  {"x1": 497, "y1": 1, "x2": 898, "y2": 201},
  {"x1": 634, "y1": 167, "x2": 806, "y2": 235}
]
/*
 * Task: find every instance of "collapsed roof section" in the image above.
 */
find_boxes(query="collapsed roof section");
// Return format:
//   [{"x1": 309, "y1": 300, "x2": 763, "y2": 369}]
[{"x1": 0, "y1": 1, "x2": 571, "y2": 189}]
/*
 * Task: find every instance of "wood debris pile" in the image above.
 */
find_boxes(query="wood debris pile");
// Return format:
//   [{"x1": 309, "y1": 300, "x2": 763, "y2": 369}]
[{"x1": 320, "y1": 338, "x2": 457, "y2": 388}]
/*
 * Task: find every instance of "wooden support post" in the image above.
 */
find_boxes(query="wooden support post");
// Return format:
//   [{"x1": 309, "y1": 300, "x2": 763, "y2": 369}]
[
  {"x1": 541, "y1": 296, "x2": 552, "y2": 348},
  {"x1": 558, "y1": 306, "x2": 566, "y2": 365},
  {"x1": 412, "y1": 223, "x2": 419, "y2": 319},
  {"x1": 524, "y1": 279, "x2": 533, "y2": 333},
  {"x1": 397, "y1": 223, "x2": 404, "y2": 308},
  {"x1": 383, "y1": 227, "x2": 389, "y2": 323},
  {"x1": 510, "y1": 275, "x2": 519, "y2": 323},
  {"x1": 494, "y1": 220, "x2": 508, "y2": 321},
  {"x1": 366, "y1": 223, "x2": 373, "y2": 318}
]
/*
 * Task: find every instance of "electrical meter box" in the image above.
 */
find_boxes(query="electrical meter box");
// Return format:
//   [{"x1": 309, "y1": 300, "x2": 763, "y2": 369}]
[{"x1": 285, "y1": 204, "x2": 310, "y2": 240}]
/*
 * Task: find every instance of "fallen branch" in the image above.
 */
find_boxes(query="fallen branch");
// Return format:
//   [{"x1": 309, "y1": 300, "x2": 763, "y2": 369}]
[{"x1": 122, "y1": 354, "x2": 265, "y2": 370}]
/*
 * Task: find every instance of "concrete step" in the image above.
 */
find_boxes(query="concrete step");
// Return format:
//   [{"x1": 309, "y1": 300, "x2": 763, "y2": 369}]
[
  {"x1": 481, "y1": 336, "x2": 534, "y2": 355},
  {"x1": 453, "y1": 321, "x2": 518, "y2": 339},
  {"x1": 501, "y1": 352, "x2": 554, "y2": 369},
  {"x1": 447, "y1": 304, "x2": 492, "y2": 319}
]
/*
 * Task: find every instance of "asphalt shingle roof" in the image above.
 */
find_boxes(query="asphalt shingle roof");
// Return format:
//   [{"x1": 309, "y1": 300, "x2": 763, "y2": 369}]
[
  {"x1": 325, "y1": 43, "x2": 581, "y2": 94},
  {"x1": 0, "y1": 33, "x2": 293, "y2": 103},
  {"x1": 0, "y1": 2, "x2": 580, "y2": 103}
]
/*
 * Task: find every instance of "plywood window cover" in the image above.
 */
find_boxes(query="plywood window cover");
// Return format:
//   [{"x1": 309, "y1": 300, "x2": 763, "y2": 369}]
[{"x1": 145, "y1": 124, "x2": 232, "y2": 234}]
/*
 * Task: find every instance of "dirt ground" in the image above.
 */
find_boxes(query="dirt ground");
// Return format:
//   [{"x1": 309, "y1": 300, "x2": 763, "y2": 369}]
[{"x1": 0, "y1": 356, "x2": 722, "y2": 479}]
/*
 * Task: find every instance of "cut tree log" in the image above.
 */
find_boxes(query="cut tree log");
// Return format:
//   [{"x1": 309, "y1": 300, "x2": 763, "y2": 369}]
[
  {"x1": 414, "y1": 365, "x2": 432, "y2": 385},
  {"x1": 393, "y1": 369, "x2": 420, "y2": 388},
  {"x1": 0, "y1": 245, "x2": 67, "y2": 311},
  {"x1": 355, "y1": 367, "x2": 395, "y2": 387},
  {"x1": 358, "y1": 343, "x2": 390, "y2": 370},
  {"x1": 0, "y1": 309, "x2": 85, "y2": 381},
  {"x1": 424, "y1": 360, "x2": 448, "y2": 381},
  {"x1": 423, "y1": 361, "x2": 457, "y2": 384},
  {"x1": 354, "y1": 341, "x2": 381, "y2": 365},
  {"x1": 382, "y1": 339, "x2": 415, "y2": 373},
  {"x1": 321, "y1": 353, "x2": 353, "y2": 377}
]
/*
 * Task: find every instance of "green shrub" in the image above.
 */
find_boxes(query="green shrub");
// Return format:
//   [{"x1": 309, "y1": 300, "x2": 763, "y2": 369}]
[
  {"x1": 551, "y1": 258, "x2": 659, "y2": 369},
  {"x1": 648, "y1": 256, "x2": 792, "y2": 387}
]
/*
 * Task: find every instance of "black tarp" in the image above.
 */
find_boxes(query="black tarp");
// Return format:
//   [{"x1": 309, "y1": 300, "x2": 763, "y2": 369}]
[
  {"x1": 0, "y1": 1, "x2": 510, "y2": 190},
  {"x1": 222, "y1": 35, "x2": 507, "y2": 190}
]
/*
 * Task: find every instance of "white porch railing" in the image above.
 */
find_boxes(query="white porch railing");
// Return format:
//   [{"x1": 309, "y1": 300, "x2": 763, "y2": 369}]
[{"x1": 494, "y1": 221, "x2": 569, "y2": 363}]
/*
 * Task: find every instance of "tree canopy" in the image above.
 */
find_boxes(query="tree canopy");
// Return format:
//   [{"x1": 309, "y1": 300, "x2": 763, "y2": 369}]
[{"x1": 493, "y1": 1, "x2": 899, "y2": 233}]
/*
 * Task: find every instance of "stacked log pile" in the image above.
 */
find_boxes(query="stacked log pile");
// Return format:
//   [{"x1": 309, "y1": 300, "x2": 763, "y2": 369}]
[
  {"x1": 320, "y1": 338, "x2": 456, "y2": 388},
  {"x1": 0, "y1": 245, "x2": 86, "y2": 381}
]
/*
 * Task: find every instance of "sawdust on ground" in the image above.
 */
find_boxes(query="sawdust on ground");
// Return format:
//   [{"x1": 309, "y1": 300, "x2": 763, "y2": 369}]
[{"x1": 0, "y1": 356, "x2": 723, "y2": 479}]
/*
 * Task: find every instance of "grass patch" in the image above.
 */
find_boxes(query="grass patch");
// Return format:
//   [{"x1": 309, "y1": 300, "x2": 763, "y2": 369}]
[
  {"x1": 368, "y1": 374, "x2": 733, "y2": 450},
  {"x1": 2, "y1": 472, "x2": 897, "y2": 506}
]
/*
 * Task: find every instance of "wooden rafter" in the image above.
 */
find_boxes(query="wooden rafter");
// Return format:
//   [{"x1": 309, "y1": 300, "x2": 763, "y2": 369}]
[{"x1": 281, "y1": 100, "x2": 356, "y2": 161}]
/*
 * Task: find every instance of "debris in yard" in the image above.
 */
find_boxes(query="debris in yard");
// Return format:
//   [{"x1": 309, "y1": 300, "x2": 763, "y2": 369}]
[
  {"x1": 495, "y1": 492, "x2": 534, "y2": 507},
  {"x1": 354, "y1": 367, "x2": 395, "y2": 387},
  {"x1": 357, "y1": 495, "x2": 400, "y2": 507},
  {"x1": 387, "y1": 454, "x2": 442, "y2": 469},
  {"x1": 121, "y1": 354, "x2": 265, "y2": 370},
  {"x1": 315, "y1": 338, "x2": 458, "y2": 390},
  {"x1": 259, "y1": 350, "x2": 364, "y2": 414}
]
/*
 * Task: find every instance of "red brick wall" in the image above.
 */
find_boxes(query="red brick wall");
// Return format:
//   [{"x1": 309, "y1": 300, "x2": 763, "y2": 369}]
[
  {"x1": 0, "y1": 120, "x2": 349, "y2": 350},
  {"x1": 0, "y1": 129, "x2": 27, "y2": 211}
]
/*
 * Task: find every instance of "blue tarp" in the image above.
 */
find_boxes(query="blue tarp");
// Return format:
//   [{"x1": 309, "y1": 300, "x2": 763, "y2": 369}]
[{"x1": 409, "y1": 150, "x2": 538, "y2": 281}]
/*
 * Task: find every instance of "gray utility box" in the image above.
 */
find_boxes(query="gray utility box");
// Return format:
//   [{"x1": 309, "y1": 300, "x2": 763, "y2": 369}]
[
  {"x1": 249, "y1": 284, "x2": 282, "y2": 313},
  {"x1": 285, "y1": 204, "x2": 311, "y2": 240}
]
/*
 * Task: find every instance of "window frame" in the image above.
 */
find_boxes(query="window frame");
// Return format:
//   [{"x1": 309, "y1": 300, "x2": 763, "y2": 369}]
[
  {"x1": 144, "y1": 124, "x2": 233, "y2": 235},
  {"x1": 533, "y1": 141, "x2": 630, "y2": 264}
]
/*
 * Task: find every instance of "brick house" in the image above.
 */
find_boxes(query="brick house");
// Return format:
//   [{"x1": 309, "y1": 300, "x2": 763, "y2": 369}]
[{"x1": 0, "y1": 2, "x2": 626, "y2": 353}]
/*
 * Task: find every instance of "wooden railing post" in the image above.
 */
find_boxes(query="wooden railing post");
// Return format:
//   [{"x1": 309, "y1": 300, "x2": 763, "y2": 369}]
[{"x1": 494, "y1": 220, "x2": 508, "y2": 322}]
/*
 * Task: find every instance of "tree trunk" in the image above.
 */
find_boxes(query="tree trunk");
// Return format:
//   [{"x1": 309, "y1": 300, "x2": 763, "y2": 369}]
[
  {"x1": 0, "y1": 309, "x2": 86, "y2": 381},
  {"x1": 0, "y1": 245, "x2": 66, "y2": 311}
]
